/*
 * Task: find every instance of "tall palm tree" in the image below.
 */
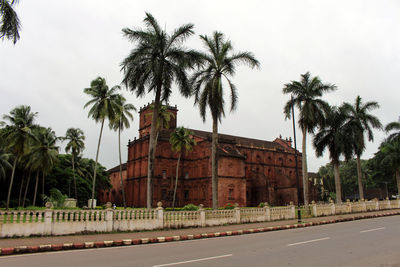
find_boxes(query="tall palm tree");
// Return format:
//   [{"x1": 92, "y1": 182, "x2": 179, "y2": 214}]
[
  {"x1": 1, "y1": 105, "x2": 37, "y2": 209},
  {"x1": 385, "y1": 121, "x2": 400, "y2": 142},
  {"x1": 109, "y1": 95, "x2": 136, "y2": 208},
  {"x1": 147, "y1": 103, "x2": 175, "y2": 143},
  {"x1": 313, "y1": 105, "x2": 352, "y2": 204},
  {"x1": 0, "y1": 0, "x2": 20, "y2": 44},
  {"x1": 169, "y1": 127, "x2": 196, "y2": 209},
  {"x1": 283, "y1": 72, "x2": 336, "y2": 206},
  {"x1": 380, "y1": 140, "x2": 400, "y2": 195},
  {"x1": 121, "y1": 12, "x2": 202, "y2": 208},
  {"x1": 28, "y1": 127, "x2": 59, "y2": 206},
  {"x1": 342, "y1": 96, "x2": 381, "y2": 199},
  {"x1": 0, "y1": 147, "x2": 12, "y2": 180},
  {"x1": 191, "y1": 31, "x2": 259, "y2": 209},
  {"x1": 84, "y1": 77, "x2": 120, "y2": 208},
  {"x1": 64, "y1": 128, "x2": 85, "y2": 202}
]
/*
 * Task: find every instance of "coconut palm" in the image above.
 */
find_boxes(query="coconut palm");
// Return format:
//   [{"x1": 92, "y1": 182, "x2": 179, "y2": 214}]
[
  {"x1": 0, "y1": 0, "x2": 20, "y2": 44},
  {"x1": 28, "y1": 127, "x2": 59, "y2": 206},
  {"x1": 342, "y1": 96, "x2": 381, "y2": 199},
  {"x1": 147, "y1": 103, "x2": 175, "y2": 143},
  {"x1": 121, "y1": 12, "x2": 202, "y2": 208},
  {"x1": 313, "y1": 105, "x2": 352, "y2": 204},
  {"x1": 1, "y1": 105, "x2": 37, "y2": 209},
  {"x1": 84, "y1": 77, "x2": 120, "y2": 208},
  {"x1": 169, "y1": 127, "x2": 196, "y2": 209},
  {"x1": 109, "y1": 95, "x2": 136, "y2": 208},
  {"x1": 385, "y1": 121, "x2": 400, "y2": 142},
  {"x1": 0, "y1": 147, "x2": 12, "y2": 180},
  {"x1": 65, "y1": 128, "x2": 85, "y2": 202},
  {"x1": 283, "y1": 72, "x2": 336, "y2": 206},
  {"x1": 380, "y1": 140, "x2": 400, "y2": 195},
  {"x1": 191, "y1": 31, "x2": 259, "y2": 208}
]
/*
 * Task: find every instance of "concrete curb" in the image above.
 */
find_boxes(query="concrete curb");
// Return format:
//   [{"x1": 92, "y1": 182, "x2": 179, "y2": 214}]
[{"x1": 1, "y1": 211, "x2": 399, "y2": 257}]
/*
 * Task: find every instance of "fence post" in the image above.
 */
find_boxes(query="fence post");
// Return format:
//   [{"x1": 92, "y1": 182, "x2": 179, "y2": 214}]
[
  {"x1": 330, "y1": 200, "x2": 336, "y2": 215},
  {"x1": 361, "y1": 199, "x2": 367, "y2": 212},
  {"x1": 386, "y1": 197, "x2": 391, "y2": 209},
  {"x1": 311, "y1": 201, "x2": 317, "y2": 217},
  {"x1": 105, "y1": 207, "x2": 113, "y2": 232},
  {"x1": 290, "y1": 202, "x2": 296, "y2": 219},
  {"x1": 156, "y1": 202, "x2": 164, "y2": 229},
  {"x1": 44, "y1": 209, "x2": 53, "y2": 235},
  {"x1": 264, "y1": 202, "x2": 271, "y2": 221},
  {"x1": 199, "y1": 204, "x2": 206, "y2": 227},
  {"x1": 345, "y1": 199, "x2": 351, "y2": 213},
  {"x1": 234, "y1": 203, "x2": 241, "y2": 224}
]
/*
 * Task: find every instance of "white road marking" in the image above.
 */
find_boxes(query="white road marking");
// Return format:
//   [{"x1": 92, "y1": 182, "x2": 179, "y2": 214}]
[
  {"x1": 287, "y1": 237, "x2": 330, "y2": 246},
  {"x1": 360, "y1": 227, "x2": 385, "y2": 233},
  {"x1": 153, "y1": 254, "x2": 233, "y2": 267}
]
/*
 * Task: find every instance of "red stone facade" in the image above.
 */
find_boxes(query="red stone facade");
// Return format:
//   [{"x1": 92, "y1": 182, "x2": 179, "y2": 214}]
[
  {"x1": 101, "y1": 104, "x2": 309, "y2": 208},
  {"x1": 98, "y1": 164, "x2": 127, "y2": 205}
]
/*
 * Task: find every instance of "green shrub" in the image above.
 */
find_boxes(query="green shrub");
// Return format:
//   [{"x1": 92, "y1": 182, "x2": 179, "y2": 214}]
[
  {"x1": 258, "y1": 202, "x2": 265, "y2": 208},
  {"x1": 224, "y1": 203, "x2": 235, "y2": 209},
  {"x1": 182, "y1": 204, "x2": 199, "y2": 211}
]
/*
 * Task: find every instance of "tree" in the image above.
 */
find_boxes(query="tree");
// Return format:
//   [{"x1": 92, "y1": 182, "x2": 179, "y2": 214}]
[
  {"x1": 283, "y1": 72, "x2": 336, "y2": 206},
  {"x1": 313, "y1": 105, "x2": 352, "y2": 203},
  {"x1": 169, "y1": 127, "x2": 196, "y2": 209},
  {"x1": 0, "y1": 0, "x2": 20, "y2": 44},
  {"x1": 1, "y1": 105, "x2": 37, "y2": 209},
  {"x1": 147, "y1": 103, "x2": 175, "y2": 142},
  {"x1": 121, "y1": 12, "x2": 202, "y2": 208},
  {"x1": 342, "y1": 96, "x2": 381, "y2": 199},
  {"x1": 385, "y1": 121, "x2": 400, "y2": 142},
  {"x1": 0, "y1": 147, "x2": 12, "y2": 180},
  {"x1": 109, "y1": 95, "x2": 136, "y2": 208},
  {"x1": 191, "y1": 31, "x2": 259, "y2": 208},
  {"x1": 84, "y1": 77, "x2": 120, "y2": 208},
  {"x1": 64, "y1": 128, "x2": 85, "y2": 202},
  {"x1": 28, "y1": 127, "x2": 59, "y2": 206},
  {"x1": 380, "y1": 140, "x2": 400, "y2": 195}
]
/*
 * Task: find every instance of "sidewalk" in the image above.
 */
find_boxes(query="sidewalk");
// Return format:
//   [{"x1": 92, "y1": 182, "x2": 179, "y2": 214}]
[{"x1": 1, "y1": 209, "x2": 399, "y2": 255}]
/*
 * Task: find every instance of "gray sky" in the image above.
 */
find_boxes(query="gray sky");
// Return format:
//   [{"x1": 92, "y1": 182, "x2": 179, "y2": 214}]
[{"x1": 1, "y1": 0, "x2": 399, "y2": 172}]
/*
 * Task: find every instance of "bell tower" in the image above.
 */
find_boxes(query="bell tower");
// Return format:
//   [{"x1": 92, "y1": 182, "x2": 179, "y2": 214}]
[{"x1": 138, "y1": 103, "x2": 178, "y2": 138}]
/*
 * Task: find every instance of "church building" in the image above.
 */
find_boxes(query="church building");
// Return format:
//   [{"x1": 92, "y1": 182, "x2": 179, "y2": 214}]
[{"x1": 99, "y1": 104, "x2": 310, "y2": 208}]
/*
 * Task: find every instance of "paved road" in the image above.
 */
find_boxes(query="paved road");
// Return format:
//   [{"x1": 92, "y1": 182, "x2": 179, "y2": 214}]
[{"x1": 1, "y1": 215, "x2": 399, "y2": 267}]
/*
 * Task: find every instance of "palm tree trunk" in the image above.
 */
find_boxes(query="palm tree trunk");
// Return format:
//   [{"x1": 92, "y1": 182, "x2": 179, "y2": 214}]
[
  {"x1": 72, "y1": 154, "x2": 78, "y2": 202},
  {"x1": 147, "y1": 87, "x2": 162, "y2": 209},
  {"x1": 301, "y1": 128, "x2": 309, "y2": 206},
  {"x1": 356, "y1": 155, "x2": 364, "y2": 200},
  {"x1": 91, "y1": 118, "x2": 105, "y2": 208},
  {"x1": 333, "y1": 160, "x2": 342, "y2": 204},
  {"x1": 18, "y1": 174, "x2": 25, "y2": 206},
  {"x1": 42, "y1": 172, "x2": 45, "y2": 205},
  {"x1": 172, "y1": 153, "x2": 181, "y2": 210},
  {"x1": 6, "y1": 157, "x2": 18, "y2": 210},
  {"x1": 212, "y1": 117, "x2": 219, "y2": 209},
  {"x1": 32, "y1": 171, "x2": 39, "y2": 206},
  {"x1": 22, "y1": 172, "x2": 31, "y2": 207},
  {"x1": 396, "y1": 169, "x2": 400, "y2": 196},
  {"x1": 118, "y1": 127, "x2": 127, "y2": 208}
]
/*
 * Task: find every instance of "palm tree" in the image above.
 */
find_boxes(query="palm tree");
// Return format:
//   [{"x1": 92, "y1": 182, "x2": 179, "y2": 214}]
[
  {"x1": 0, "y1": 0, "x2": 20, "y2": 44},
  {"x1": 313, "y1": 105, "x2": 352, "y2": 204},
  {"x1": 385, "y1": 121, "x2": 400, "y2": 142},
  {"x1": 0, "y1": 147, "x2": 12, "y2": 180},
  {"x1": 147, "y1": 103, "x2": 175, "y2": 143},
  {"x1": 64, "y1": 128, "x2": 85, "y2": 202},
  {"x1": 109, "y1": 95, "x2": 136, "y2": 208},
  {"x1": 342, "y1": 96, "x2": 381, "y2": 200},
  {"x1": 28, "y1": 127, "x2": 59, "y2": 206},
  {"x1": 84, "y1": 76, "x2": 120, "y2": 208},
  {"x1": 1, "y1": 105, "x2": 37, "y2": 209},
  {"x1": 191, "y1": 31, "x2": 259, "y2": 208},
  {"x1": 169, "y1": 127, "x2": 196, "y2": 209},
  {"x1": 121, "y1": 12, "x2": 202, "y2": 208},
  {"x1": 283, "y1": 72, "x2": 336, "y2": 206},
  {"x1": 380, "y1": 140, "x2": 400, "y2": 195}
]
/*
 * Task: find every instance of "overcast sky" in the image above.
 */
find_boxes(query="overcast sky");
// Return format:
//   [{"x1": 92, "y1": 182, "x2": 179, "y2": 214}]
[{"x1": 1, "y1": 0, "x2": 399, "y2": 172}]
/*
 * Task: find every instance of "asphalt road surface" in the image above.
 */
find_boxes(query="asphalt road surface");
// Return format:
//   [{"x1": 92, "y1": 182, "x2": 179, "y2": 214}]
[{"x1": 1, "y1": 215, "x2": 399, "y2": 267}]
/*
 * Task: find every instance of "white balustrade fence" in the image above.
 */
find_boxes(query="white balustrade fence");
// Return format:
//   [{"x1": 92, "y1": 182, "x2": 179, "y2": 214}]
[{"x1": 311, "y1": 198, "x2": 400, "y2": 217}]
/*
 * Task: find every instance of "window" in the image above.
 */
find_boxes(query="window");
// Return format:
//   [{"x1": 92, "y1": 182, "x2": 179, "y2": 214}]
[
  {"x1": 184, "y1": 190, "x2": 189, "y2": 199},
  {"x1": 228, "y1": 189, "x2": 234, "y2": 200},
  {"x1": 185, "y1": 172, "x2": 189, "y2": 179},
  {"x1": 162, "y1": 170, "x2": 167, "y2": 179},
  {"x1": 161, "y1": 189, "x2": 167, "y2": 199}
]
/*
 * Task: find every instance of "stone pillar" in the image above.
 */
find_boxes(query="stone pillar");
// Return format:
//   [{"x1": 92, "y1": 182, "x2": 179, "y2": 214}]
[
  {"x1": 156, "y1": 202, "x2": 164, "y2": 229},
  {"x1": 105, "y1": 208, "x2": 113, "y2": 232},
  {"x1": 361, "y1": 199, "x2": 367, "y2": 212},
  {"x1": 234, "y1": 203, "x2": 241, "y2": 224},
  {"x1": 330, "y1": 200, "x2": 336, "y2": 215},
  {"x1": 346, "y1": 199, "x2": 352, "y2": 213},
  {"x1": 264, "y1": 202, "x2": 271, "y2": 221},
  {"x1": 375, "y1": 198, "x2": 380, "y2": 210},
  {"x1": 386, "y1": 197, "x2": 391, "y2": 209},
  {"x1": 311, "y1": 201, "x2": 317, "y2": 217},
  {"x1": 199, "y1": 204, "x2": 206, "y2": 227},
  {"x1": 290, "y1": 202, "x2": 296, "y2": 219},
  {"x1": 44, "y1": 209, "x2": 53, "y2": 235}
]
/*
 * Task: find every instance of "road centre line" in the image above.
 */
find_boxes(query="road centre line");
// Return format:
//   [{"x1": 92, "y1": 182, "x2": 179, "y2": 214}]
[
  {"x1": 287, "y1": 237, "x2": 330, "y2": 246},
  {"x1": 153, "y1": 254, "x2": 233, "y2": 267},
  {"x1": 360, "y1": 227, "x2": 385, "y2": 233}
]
